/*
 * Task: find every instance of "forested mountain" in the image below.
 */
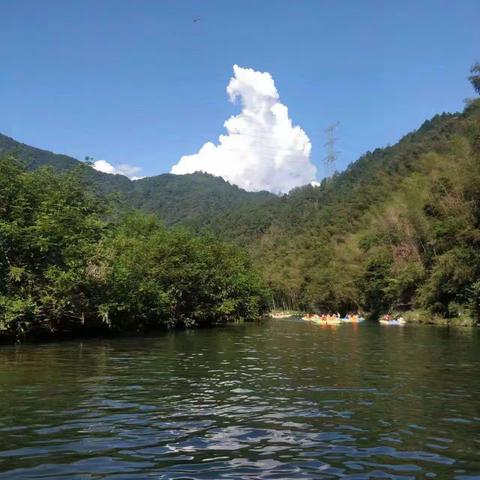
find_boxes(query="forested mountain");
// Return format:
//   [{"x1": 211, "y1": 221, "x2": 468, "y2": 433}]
[
  {"x1": 244, "y1": 96, "x2": 480, "y2": 325},
  {"x1": 0, "y1": 133, "x2": 275, "y2": 229},
  {"x1": 125, "y1": 173, "x2": 275, "y2": 230},
  {"x1": 2, "y1": 70, "x2": 479, "y2": 326},
  {"x1": 0, "y1": 133, "x2": 133, "y2": 194}
]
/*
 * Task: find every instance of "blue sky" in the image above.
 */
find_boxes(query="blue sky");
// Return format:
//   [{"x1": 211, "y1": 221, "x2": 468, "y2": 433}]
[{"x1": 1, "y1": 0, "x2": 479, "y2": 187}]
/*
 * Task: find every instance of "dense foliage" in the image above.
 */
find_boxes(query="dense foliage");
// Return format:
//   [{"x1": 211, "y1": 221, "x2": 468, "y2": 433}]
[{"x1": 0, "y1": 158, "x2": 268, "y2": 340}]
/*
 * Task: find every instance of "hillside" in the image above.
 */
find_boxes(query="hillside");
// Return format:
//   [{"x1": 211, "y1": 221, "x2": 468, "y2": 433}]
[
  {"x1": 0, "y1": 133, "x2": 275, "y2": 230},
  {"x1": 249, "y1": 99, "x2": 480, "y2": 322},
  {"x1": 0, "y1": 133, "x2": 133, "y2": 194}
]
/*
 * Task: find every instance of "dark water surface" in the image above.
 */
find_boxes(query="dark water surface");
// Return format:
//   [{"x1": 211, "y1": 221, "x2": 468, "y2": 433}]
[{"x1": 0, "y1": 320, "x2": 479, "y2": 479}]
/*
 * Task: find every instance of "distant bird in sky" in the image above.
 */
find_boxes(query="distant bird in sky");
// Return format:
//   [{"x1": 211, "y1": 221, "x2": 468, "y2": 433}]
[{"x1": 193, "y1": 16, "x2": 200, "y2": 23}]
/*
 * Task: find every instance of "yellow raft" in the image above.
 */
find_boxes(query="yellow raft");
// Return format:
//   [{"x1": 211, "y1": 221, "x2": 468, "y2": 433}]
[{"x1": 302, "y1": 314, "x2": 342, "y2": 325}]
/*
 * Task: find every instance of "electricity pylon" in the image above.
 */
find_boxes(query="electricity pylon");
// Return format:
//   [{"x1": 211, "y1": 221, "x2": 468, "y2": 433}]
[{"x1": 323, "y1": 122, "x2": 340, "y2": 178}]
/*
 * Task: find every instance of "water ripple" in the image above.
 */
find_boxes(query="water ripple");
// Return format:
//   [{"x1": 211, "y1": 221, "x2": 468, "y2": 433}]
[{"x1": 0, "y1": 320, "x2": 479, "y2": 478}]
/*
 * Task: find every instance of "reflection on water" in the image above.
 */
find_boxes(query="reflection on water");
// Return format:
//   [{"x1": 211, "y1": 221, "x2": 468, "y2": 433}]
[{"x1": 0, "y1": 320, "x2": 479, "y2": 479}]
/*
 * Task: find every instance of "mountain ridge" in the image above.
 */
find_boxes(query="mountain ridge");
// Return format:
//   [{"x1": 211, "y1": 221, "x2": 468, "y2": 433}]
[{"x1": 0, "y1": 132, "x2": 276, "y2": 228}]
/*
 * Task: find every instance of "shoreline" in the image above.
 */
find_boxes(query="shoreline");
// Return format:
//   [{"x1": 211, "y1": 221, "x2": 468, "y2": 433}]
[
  {"x1": 400, "y1": 310, "x2": 478, "y2": 327},
  {"x1": 2, "y1": 310, "x2": 477, "y2": 345},
  {"x1": 0, "y1": 319, "x2": 257, "y2": 346},
  {"x1": 267, "y1": 309, "x2": 479, "y2": 327}
]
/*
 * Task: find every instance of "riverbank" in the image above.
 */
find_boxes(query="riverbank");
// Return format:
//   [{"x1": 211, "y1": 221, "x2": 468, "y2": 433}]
[
  {"x1": 268, "y1": 309, "x2": 479, "y2": 328},
  {"x1": 399, "y1": 309, "x2": 478, "y2": 327},
  {"x1": 0, "y1": 318, "x2": 260, "y2": 345},
  {"x1": 2, "y1": 309, "x2": 477, "y2": 345}
]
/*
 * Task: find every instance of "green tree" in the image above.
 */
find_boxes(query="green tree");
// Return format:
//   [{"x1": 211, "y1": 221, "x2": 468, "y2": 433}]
[{"x1": 93, "y1": 213, "x2": 268, "y2": 330}]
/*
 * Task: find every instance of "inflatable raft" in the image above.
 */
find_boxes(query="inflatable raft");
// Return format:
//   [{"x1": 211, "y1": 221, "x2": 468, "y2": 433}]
[
  {"x1": 341, "y1": 317, "x2": 365, "y2": 323},
  {"x1": 302, "y1": 314, "x2": 341, "y2": 325},
  {"x1": 379, "y1": 318, "x2": 406, "y2": 326}
]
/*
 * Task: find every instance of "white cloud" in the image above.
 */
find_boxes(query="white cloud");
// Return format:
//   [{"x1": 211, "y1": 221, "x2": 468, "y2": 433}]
[
  {"x1": 92, "y1": 160, "x2": 142, "y2": 179},
  {"x1": 171, "y1": 65, "x2": 317, "y2": 193},
  {"x1": 92, "y1": 160, "x2": 116, "y2": 174}
]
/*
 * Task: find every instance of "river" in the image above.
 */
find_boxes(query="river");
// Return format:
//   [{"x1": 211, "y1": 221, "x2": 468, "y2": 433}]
[{"x1": 0, "y1": 319, "x2": 479, "y2": 479}]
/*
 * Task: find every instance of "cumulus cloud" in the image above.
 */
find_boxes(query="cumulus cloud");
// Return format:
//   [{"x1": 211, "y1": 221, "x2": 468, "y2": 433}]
[
  {"x1": 171, "y1": 65, "x2": 317, "y2": 193},
  {"x1": 93, "y1": 160, "x2": 142, "y2": 180}
]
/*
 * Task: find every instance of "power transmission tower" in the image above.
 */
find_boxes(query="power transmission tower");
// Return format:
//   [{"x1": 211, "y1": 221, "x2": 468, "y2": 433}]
[{"x1": 323, "y1": 122, "x2": 340, "y2": 178}]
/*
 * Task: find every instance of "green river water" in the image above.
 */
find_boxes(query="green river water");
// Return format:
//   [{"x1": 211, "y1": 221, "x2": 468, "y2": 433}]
[{"x1": 0, "y1": 319, "x2": 479, "y2": 479}]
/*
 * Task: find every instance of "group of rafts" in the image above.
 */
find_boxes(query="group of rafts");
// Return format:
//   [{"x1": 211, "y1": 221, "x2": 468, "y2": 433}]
[
  {"x1": 302, "y1": 313, "x2": 406, "y2": 326},
  {"x1": 302, "y1": 313, "x2": 364, "y2": 325}
]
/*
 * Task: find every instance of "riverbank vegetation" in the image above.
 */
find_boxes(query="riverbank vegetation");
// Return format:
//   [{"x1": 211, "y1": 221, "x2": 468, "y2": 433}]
[{"x1": 0, "y1": 158, "x2": 269, "y2": 341}]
